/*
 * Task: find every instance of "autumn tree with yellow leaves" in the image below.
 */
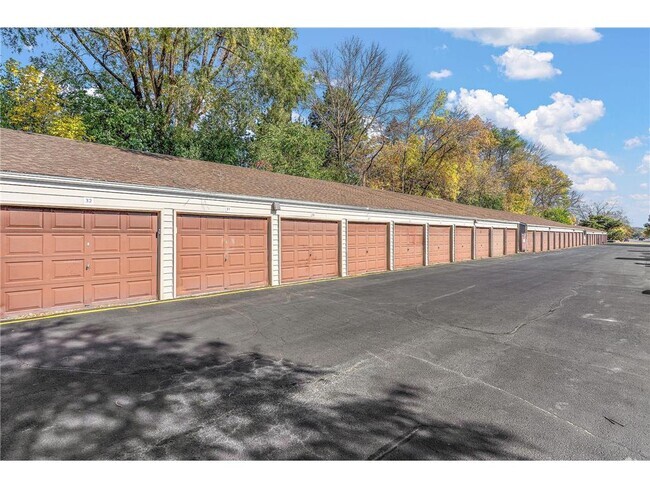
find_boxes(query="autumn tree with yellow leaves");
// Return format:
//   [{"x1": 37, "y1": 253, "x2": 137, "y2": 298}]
[{"x1": 0, "y1": 60, "x2": 86, "y2": 140}]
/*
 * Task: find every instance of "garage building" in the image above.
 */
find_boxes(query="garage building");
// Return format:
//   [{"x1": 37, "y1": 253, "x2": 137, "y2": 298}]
[{"x1": 0, "y1": 129, "x2": 605, "y2": 318}]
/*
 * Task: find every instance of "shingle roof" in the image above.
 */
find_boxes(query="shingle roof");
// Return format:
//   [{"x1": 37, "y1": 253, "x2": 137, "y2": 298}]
[{"x1": 0, "y1": 129, "x2": 598, "y2": 231}]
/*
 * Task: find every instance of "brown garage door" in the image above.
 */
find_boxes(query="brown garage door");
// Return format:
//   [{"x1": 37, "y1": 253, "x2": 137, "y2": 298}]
[
  {"x1": 540, "y1": 231, "x2": 548, "y2": 251},
  {"x1": 281, "y1": 219, "x2": 338, "y2": 283},
  {"x1": 505, "y1": 229, "x2": 517, "y2": 255},
  {"x1": 176, "y1": 214, "x2": 268, "y2": 297},
  {"x1": 428, "y1": 225, "x2": 452, "y2": 264},
  {"x1": 492, "y1": 228, "x2": 505, "y2": 257},
  {"x1": 535, "y1": 231, "x2": 542, "y2": 252},
  {"x1": 1, "y1": 206, "x2": 157, "y2": 318},
  {"x1": 347, "y1": 222, "x2": 387, "y2": 276},
  {"x1": 475, "y1": 227, "x2": 490, "y2": 259},
  {"x1": 394, "y1": 224, "x2": 424, "y2": 269},
  {"x1": 455, "y1": 227, "x2": 473, "y2": 261}
]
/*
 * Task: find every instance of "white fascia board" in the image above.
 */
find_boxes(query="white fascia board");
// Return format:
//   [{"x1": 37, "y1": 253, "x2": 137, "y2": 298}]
[
  {"x1": 1, "y1": 171, "x2": 530, "y2": 229},
  {"x1": 526, "y1": 224, "x2": 579, "y2": 233}
]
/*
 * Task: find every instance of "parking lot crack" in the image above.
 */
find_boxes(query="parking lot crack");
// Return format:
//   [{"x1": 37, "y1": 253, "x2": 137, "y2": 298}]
[{"x1": 393, "y1": 350, "x2": 647, "y2": 459}]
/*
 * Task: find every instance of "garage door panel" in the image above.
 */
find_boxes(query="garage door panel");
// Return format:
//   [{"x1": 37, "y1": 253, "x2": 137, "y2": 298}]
[
  {"x1": 475, "y1": 228, "x2": 490, "y2": 259},
  {"x1": 51, "y1": 210, "x2": 85, "y2": 231},
  {"x1": 52, "y1": 285, "x2": 85, "y2": 307},
  {"x1": 90, "y1": 257, "x2": 121, "y2": 277},
  {"x1": 176, "y1": 215, "x2": 269, "y2": 296},
  {"x1": 455, "y1": 227, "x2": 473, "y2": 262},
  {"x1": 2, "y1": 207, "x2": 44, "y2": 230},
  {"x1": 4, "y1": 260, "x2": 43, "y2": 284},
  {"x1": 394, "y1": 224, "x2": 424, "y2": 270},
  {"x1": 248, "y1": 235, "x2": 265, "y2": 248},
  {"x1": 492, "y1": 229, "x2": 504, "y2": 257},
  {"x1": 281, "y1": 219, "x2": 339, "y2": 283},
  {"x1": 51, "y1": 259, "x2": 84, "y2": 280},
  {"x1": 178, "y1": 275, "x2": 201, "y2": 293},
  {"x1": 90, "y1": 212, "x2": 121, "y2": 230},
  {"x1": 126, "y1": 279, "x2": 156, "y2": 298},
  {"x1": 248, "y1": 269, "x2": 266, "y2": 285},
  {"x1": 205, "y1": 235, "x2": 225, "y2": 250},
  {"x1": 1, "y1": 207, "x2": 158, "y2": 318},
  {"x1": 205, "y1": 273, "x2": 225, "y2": 290},
  {"x1": 227, "y1": 271, "x2": 246, "y2": 287},
  {"x1": 227, "y1": 235, "x2": 246, "y2": 249},
  {"x1": 228, "y1": 252, "x2": 246, "y2": 267},
  {"x1": 179, "y1": 215, "x2": 202, "y2": 231},
  {"x1": 88, "y1": 281, "x2": 121, "y2": 302},
  {"x1": 348, "y1": 223, "x2": 388, "y2": 276},
  {"x1": 429, "y1": 226, "x2": 451, "y2": 264},
  {"x1": 505, "y1": 229, "x2": 516, "y2": 255},
  {"x1": 124, "y1": 213, "x2": 157, "y2": 231},
  {"x1": 3, "y1": 234, "x2": 44, "y2": 255},
  {"x1": 92, "y1": 234, "x2": 121, "y2": 253},
  {"x1": 51, "y1": 234, "x2": 85, "y2": 254},
  {"x1": 206, "y1": 253, "x2": 225, "y2": 269},
  {"x1": 4, "y1": 288, "x2": 43, "y2": 313},
  {"x1": 125, "y1": 255, "x2": 155, "y2": 275}
]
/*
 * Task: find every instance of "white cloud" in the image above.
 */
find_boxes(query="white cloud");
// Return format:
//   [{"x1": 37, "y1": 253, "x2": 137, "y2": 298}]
[
  {"x1": 446, "y1": 88, "x2": 620, "y2": 189},
  {"x1": 630, "y1": 193, "x2": 649, "y2": 201},
  {"x1": 566, "y1": 156, "x2": 620, "y2": 175},
  {"x1": 641, "y1": 183, "x2": 648, "y2": 189},
  {"x1": 574, "y1": 177, "x2": 617, "y2": 192},
  {"x1": 493, "y1": 47, "x2": 561, "y2": 80},
  {"x1": 428, "y1": 68, "x2": 453, "y2": 80},
  {"x1": 637, "y1": 153, "x2": 650, "y2": 174},
  {"x1": 624, "y1": 136, "x2": 643, "y2": 149},
  {"x1": 446, "y1": 28, "x2": 602, "y2": 47},
  {"x1": 448, "y1": 88, "x2": 608, "y2": 160}
]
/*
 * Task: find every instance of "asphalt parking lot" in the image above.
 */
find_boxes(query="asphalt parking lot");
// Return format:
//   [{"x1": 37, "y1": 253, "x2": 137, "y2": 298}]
[{"x1": 1, "y1": 244, "x2": 648, "y2": 460}]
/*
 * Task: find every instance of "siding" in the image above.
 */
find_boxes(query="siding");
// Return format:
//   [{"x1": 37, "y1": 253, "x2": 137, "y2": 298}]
[
  {"x1": 340, "y1": 219, "x2": 348, "y2": 277},
  {"x1": 270, "y1": 214, "x2": 280, "y2": 286},
  {"x1": 160, "y1": 208, "x2": 174, "y2": 299},
  {"x1": 0, "y1": 173, "x2": 604, "y2": 313}
]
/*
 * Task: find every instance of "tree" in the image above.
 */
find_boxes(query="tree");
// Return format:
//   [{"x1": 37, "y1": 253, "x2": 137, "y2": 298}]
[
  {"x1": 250, "y1": 122, "x2": 333, "y2": 179},
  {"x1": 309, "y1": 37, "x2": 426, "y2": 184},
  {"x1": 0, "y1": 60, "x2": 86, "y2": 139},
  {"x1": 541, "y1": 207, "x2": 575, "y2": 225},
  {"x1": 579, "y1": 214, "x2": 632, "y2": 241},
  {"x1": 575, "y1": 200, "x2": 628, "y2": 223},
  {"x1": 3, "y1": 28, "x2": 310, "y2": 156}
]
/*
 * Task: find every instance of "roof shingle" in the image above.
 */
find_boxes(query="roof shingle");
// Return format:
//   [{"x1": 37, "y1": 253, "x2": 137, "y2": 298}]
[{"x1": 0, "y1": 129, "x2": 597, "y2": 231}]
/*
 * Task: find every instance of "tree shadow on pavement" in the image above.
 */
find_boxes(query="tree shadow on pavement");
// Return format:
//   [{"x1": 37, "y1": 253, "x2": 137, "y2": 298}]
[{"x1": 1, "y1": 319, "x2": 530, "y2": 460}]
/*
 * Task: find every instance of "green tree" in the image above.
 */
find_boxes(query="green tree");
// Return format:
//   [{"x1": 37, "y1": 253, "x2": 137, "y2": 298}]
[
  {"x1": 579, "y1": 215, "x2": 632, "y2": 241},
  {"x1": 542, "y1": 207, "x2": 575, "y2": 224},
  {"x1": 3, "y1": 28, "x2": 310, "y2": 158},
  {"x1": 0, "y1": 60, "x2": 86, "y2": 139},
  {"x1": 250, "y1": 122, "x2": 333, "y2": 179}
]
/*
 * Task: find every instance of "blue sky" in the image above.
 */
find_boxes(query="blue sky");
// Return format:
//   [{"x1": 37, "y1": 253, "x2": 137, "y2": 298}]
[
  {"x1": 295, "y1": 28, "x2": 650, "y2": 226},
  {"x1": 3, "y1": 28, "x2": 649, "y2": 225}
]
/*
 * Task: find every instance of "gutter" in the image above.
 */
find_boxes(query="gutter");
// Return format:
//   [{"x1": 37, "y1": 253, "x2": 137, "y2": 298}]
[{"x1": 1, "y1": 171, "x2": 597, "y2": 233}]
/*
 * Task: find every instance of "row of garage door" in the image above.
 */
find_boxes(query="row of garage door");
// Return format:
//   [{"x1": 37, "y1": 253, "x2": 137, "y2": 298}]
[
  {"x1": 0, "y1": 206, "x2": 589, "y2": 318},
  {"x1": 526, "y1": 230, "x2": 586, "y2": 252}
]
